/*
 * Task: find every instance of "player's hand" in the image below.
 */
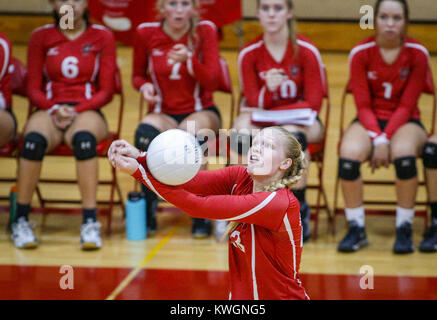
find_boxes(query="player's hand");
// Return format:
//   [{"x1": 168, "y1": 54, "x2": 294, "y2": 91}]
[
  {"x1": 370, "y1": 143, "x2": 390, "y2": 173},
  {"x1": 265, "y1": 68, "x2": 288, "y2": 92},
  {"x1": 167, "y1": 44, "x2": 190, "y2": 64},
  {"x1": 142, "y1": 83, "x2": 160, "y2": 105},
  {"x1": 108, "y1": 140, "x2": 140, "y2": 167},
  {"x1": 113, "y1": 154, "x2": 139, "y2": 175},
  {"x1": 51, "y1": 110, "x2": 73, "y2": 130}
]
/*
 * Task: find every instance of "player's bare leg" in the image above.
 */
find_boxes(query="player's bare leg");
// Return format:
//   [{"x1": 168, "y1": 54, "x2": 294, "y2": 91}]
[{"x1": 0, "y1": 110, "x2": 15, "y2": 147}]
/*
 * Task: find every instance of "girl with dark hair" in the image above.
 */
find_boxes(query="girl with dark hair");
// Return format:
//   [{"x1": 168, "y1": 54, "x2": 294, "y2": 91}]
[
  {"x1": 12, "y1": 0, "x2": 117, "y2": 250},
  {"x1": 337, "y1": 0, "x2": 430, "y2": 254}
]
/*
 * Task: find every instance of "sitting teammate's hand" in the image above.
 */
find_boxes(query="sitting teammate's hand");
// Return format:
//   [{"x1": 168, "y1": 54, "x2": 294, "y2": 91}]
[
  {"x1": 108, "y1": 140, "x2": 140, "y2": 167},
  {"x1": 113, "y1": 154, "x2": 139, "y2": 175},
  {"x1": 370, "y1": 143, "x2": 390, "y2": 172},
  {"x1": 265, "y1": 68, "x2": 288, "y2": 92},
  {"x1": 167, "y1": 44, "x2": 190, "y2": 64},
  {"x1": 142, "y1": 83, "x2": 160, "y2": 105}
]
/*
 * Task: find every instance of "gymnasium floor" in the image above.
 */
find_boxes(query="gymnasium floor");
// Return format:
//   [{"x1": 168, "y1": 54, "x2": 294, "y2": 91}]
[{"x1": 0, "y1": 46, "x2": 436, "y2": 300}]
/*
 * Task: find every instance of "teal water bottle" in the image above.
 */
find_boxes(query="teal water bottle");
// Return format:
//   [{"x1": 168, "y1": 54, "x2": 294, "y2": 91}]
[
  {"x1": 126, "y1": 192, "x2": 147, "y2": 240},
  {"x1": 9, "y1": 185, "x2": 17, "y2": 222}
]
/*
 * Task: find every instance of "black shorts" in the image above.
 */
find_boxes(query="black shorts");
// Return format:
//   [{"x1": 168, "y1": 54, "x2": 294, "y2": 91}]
[
  {"x1": 151, "y1": 105, "x2": 222, "y2": 125},
  {"x1": 352, "y1": 118, "x2": 425, "y2": 132},
  {"x1": 57, "y1": 102, "x2": 107, "y2": 126}
]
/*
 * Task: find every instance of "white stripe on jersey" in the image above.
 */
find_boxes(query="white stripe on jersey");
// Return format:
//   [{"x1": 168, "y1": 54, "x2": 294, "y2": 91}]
[
  {"x1": 0, "y1": 92, "x2": 5, "y2": 110},
  {"x1": 91, "y1": 53, "x2": 100, "y2": 82},
  {"x1": 283, "y1": 214, "x2": 297, "y2": 279},
  {"x1": 0, "y1": 38, "x2": 10, "y2": 81},
  {"x1": 250, "y1": 224, "x2": 259, "y2": 300},
  {"x1": 194, "y1": 83, "x2": 203, "y2": 112},
  {"x1": 148, "y1": 55, "x2": 163, "y2": 113},
  {"x1": 137, "y1": 22, "x2": 160, "y2": 30},
  {"x1": 138, "y1": 165, "x2": 167, "y2": 201},
  {"x1": 216, "y1": 192, "x2": 277, "y2": 221},
  {"x1": 348, "y1": 41, "x2": 376, "y2": 66},
  {"x1": 258, "y1": 86, "x2": 266, "y2": 109},
  {"x1": 85, "y1": 82, "x2": 92, "y2": 99},
  {"x1": 46, "y1": 81, "x2": 53, "y2": 99},
  {"x1": 33, "y1": 24, "x2": 55, "y2": 33},
  {"x1": 297, "y1": 39, "x2": 326, "y2": 88},
  {"x1": 237, "y1": 40, "x2": 264, "y2": 93},
  {"x1": 91, "y1": 24, "x2": 109, "y2": 31},
  {"x1": 405, "y1": 42, "x2": 430, "y2": 60},
  {"x1": 199, "y1": 20, "x2": 217, "y2": 32}
]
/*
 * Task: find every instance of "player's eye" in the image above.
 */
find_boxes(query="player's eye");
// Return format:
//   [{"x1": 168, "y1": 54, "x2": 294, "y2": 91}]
[
  {"x1": 181, "y1": 1, "x2": 191, "y2": 7},
  {"x1": 393, "y1": 15, "x2": 403, "y2": 21},
  {"x1": 260, "y1": 5, "x2": 270, "y2": 12},
  {"x1": 274, "y1": 5, "x2": 284, "y2": 12},
  {"x1": 379, "y1": 14, "x2": 388, "y2": 20}
]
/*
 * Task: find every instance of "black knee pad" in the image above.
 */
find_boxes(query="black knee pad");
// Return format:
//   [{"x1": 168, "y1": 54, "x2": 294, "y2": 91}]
[
  {"x1": 72, "y1": 131, "x2": 97, "y2": 161},
  {"x1": 135, "y1": 123, "x2": 160, "y2": 152},
  {"x1": 230, "y1": 131, "x2": 253, "y2": 155},
  {"x1": 394, "y1": 156, "x2": 417, "y2": 180},
  {"x1": 291, "y1": 131, "x2": 307, "y2": 151},
  {"x1": 20, "y1": 132, "x2": 47, "y2": 161},
  {"x1": 338, "y1": 158, "x2": 361, "y2": 181},
  {"x1": 423, "y1": 142, "x2": 437, "y2": 169}
]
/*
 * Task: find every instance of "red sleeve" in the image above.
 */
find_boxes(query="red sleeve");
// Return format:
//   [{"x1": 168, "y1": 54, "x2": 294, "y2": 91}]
[
  {"x1": 0, "y1": 34, "x2": 11, "y2": 109},
  {"x1": 75, "y1": 30, "x2": 116, "y2": 113},
  {"x1": 239, "y1": 47, "x2": 275, "y2": 109},
  {"x1": 350, "y1": 50, "x2": 382, "y2": 138},
  {"x1": 27, "y1": 30, "x2": 55, "y2": 110},
  {"x1": 180, "y1": 166, "x2": 247, "y2": 195},
  {"x1": 132, "y1": 27, "x2": 152, "y2": 91},
  {"x1": 187, "y1": 23, "x2": 220, "y2": 91},
  {"x1": 132, "y1": 164, "x2": 295, "y2": 231},
  {"x1": 383, "y1": 51, "x2": 428, "y2": 139}
]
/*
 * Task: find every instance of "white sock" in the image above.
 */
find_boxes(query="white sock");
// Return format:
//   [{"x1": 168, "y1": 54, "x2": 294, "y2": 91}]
[
  {"x1": 396, "y1": 207, "x2": 414, "y2": 228},
  {"x1": 345, "y1": 206, "x2": 365, "y2": 227}
]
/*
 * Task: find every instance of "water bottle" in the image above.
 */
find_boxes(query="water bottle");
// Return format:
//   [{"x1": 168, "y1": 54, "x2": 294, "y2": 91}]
[
  {"x1": 9, "y1": 185, "x2": 18, "y2": 226},
  {"x1": 126, "y1": 191, "x2": 147, "y2": 241}
]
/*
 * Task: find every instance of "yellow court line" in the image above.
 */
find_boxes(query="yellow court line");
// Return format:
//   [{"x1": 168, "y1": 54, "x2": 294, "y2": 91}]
[{"x1": 106, "y1": 226, "x2": 179, "y2": 300}]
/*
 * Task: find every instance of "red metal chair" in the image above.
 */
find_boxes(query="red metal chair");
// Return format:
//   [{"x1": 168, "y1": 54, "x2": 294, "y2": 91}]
[
  {"x1": 30, "y1": 68, "x2": 125, "y2": 234},
  {"x1": 0, "y1": 57, "x2": 27, "y2": 212},
  {"x1": 233, "y1": 67, "x2": 332, "y2": 239},
  {"x1": 332, "y1": 67, "x2": 436, "y2": 234}
]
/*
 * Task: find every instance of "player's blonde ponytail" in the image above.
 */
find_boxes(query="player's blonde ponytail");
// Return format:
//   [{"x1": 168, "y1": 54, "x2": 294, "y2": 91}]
[{"x1": 222, "y1": 127, "x2": 307, "y2": 240}]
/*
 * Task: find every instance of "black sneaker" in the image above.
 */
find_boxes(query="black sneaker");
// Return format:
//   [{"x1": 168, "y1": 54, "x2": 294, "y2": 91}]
[
  {"x1": 146, "y1": 199, "x2": 158, "y2": 235},
  {"x1": 338, "y1": 221, "x2": 368, "y2": 253},
  {"x1": 300, "y1": 201, "x2": 311, "y2": 242},
  {"x1": 393, "y1": 222, "x2": 414, "y2": 254},
  {"x1": 418, "y1": 225, "x2": 437, "y2": 253},
  {"x1": 192, "y1": 218, "x2": 212, "y2": 239}
]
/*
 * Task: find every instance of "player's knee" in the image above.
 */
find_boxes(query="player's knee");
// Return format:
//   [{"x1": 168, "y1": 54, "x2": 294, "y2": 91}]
[
  {"x1": 338, "y1": 158, "x2": 361, "y2": 181},
  {"x1": 72, "y1": 131, "x2": 97, "y2": 161},
  {"x1": 135, "y1": 123, "x2": 160, "y2": 152},
  {"x1": 423, "y1": 142, "x2": 437, "y2": 169},
  {"x1": 20, "y1": 132, "x2": 48, "y2": 161},
  {"x1": 394, "y1": 156, "x2": 417, "y2": 180},
  {"x1": 230, "y1": 131, "x2": 253, "y2": 156},
  {"x1": 291, "y1": 131, "x2": 307, "y2": 151}
]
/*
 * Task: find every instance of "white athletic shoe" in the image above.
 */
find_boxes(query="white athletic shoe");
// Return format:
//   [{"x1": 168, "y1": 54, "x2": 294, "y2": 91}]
[
  {"x1": 214, "y1": 220, "x2": 228, "y2": 242},
  {"x1": 80, "y1": 219, "x2": 102, "y2": 250},
  {"x1": 11, "y1": 217, "x2": 38, "y2": 249}
]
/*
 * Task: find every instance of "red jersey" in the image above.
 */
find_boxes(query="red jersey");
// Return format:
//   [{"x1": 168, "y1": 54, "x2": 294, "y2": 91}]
[
  {"x1": 0, "y1": 32, "x2": 12, "y2": 110},
  {"x1": 238, "y1": 34, "x2": 325, "y2": 113},
  {"x1": 27, "y1": 23, "x2": 117, "y2": 113},
  {"x1": 133, "y1": 157, "x2": 309, "y2": 300},
  {"x1": 132, "y1": 21, "x2": 220, "y2": 115},
  {"x1": 349, "y1": 36, "x2": 429, "y2": 140}
]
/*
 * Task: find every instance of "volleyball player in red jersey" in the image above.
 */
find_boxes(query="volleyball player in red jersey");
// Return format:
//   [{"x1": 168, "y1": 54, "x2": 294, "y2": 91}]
[
  {"x1": 12, "y1": 0, "x2": 116, "y2": 250},
  {"x1": 337, "y1": 0, "x2": 430, "y2": 254},
  {"x1": 109, "y1": 126, "x2": 310, "y2": 300},
  {"x1": 420, "y1": 134, "x2": 437, "y2": 252},
  {"x1": 231, "y1": 0, "x2": 325, "y2": 242},
  {"x1": 132, "y1": 0, "x2": 221, "y2": 238},
  {"x1": 0, "y1": 32, "x2": 14, "y2": 148}
]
